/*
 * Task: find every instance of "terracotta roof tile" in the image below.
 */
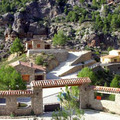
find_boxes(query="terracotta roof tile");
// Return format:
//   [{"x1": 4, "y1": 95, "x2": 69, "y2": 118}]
[
  {"x1": 0, "y1": 90, "x2": 33, "y2": 96},
  {"x1": 10, "y1": 61, "x2": 46, "y2": 71},
  {"x1": 101, "y1": 55, "x2": 118, "y2": 59},
  {"x1": 31, "y1": 77, "x2": 91, "y2": 88},
  {"x1": 91, "y1": 86, "x2": 120, "y2": 94}
]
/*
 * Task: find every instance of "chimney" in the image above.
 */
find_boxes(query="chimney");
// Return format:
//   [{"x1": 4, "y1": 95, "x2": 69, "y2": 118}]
[{"x1": 30, "y1": 62, "x2": 33, "y2": 67}]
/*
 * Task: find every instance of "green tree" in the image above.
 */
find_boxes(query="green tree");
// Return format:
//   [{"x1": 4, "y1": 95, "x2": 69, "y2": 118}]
[
  {"x1": 35, "y1": 55, "x2": 44, "y2": 65},
  {"x1": 79, "y1": 0, "x2": 85, "y2": 5},
  {"x1": 0, "y1": 66, "x2": 26, "y2": 90},
  {"x1": 78, "y1": 67, "x2": 98, "y2": 84},
  {"x1": 110, "y1": 75, "x2": 120, "y2": 88},
  {"x1": 52, "y1": 86, "x2": 84, "y2": 120},
  {"x1": 104, "y1": 82, "x2": 107, "y2": 87},
  {"x1": 53, "y1": 30, "x2": 68, "y2": 46},
  {"x1": 92, "y1": 0, "x2": 97, "y2": 6},
  {"x1": 10, "y1": 37, "x2": 24, "y2": 55}
]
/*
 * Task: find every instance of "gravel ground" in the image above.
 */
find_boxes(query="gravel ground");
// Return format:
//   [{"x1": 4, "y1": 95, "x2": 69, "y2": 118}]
[{"x1": 0, "y1": 109, "x2": 120, "y2": 120}]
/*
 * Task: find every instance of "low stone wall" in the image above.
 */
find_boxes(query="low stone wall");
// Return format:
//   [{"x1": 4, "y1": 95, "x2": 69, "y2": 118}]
[
  {"x1": 83, "y1": 86, "x2": 120, "y2": 115},
  {"x1": 59, "y1": 60, "x2": 96, "y2": 77},
  {"x1": 27, "y1": 49, "x2": 68, "y2": 62},
  {"x1": 88, "y1": 90, "x2": 120, "y2": 114},
  {"x1": 0, "y1": 88, "x2": 43, "y2": 116},
  {"x1": 101, "y1": 63, "x2": 120, "y2": 74},
  {"x1": 71, "y1": 51, "x2": 91, "y2": 65}
]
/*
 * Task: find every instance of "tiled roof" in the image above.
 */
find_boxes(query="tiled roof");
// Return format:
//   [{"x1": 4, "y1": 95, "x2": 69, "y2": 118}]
[
  {"x1": 101, "y1": 55, "x2": 118, "y2": 59},
  {"x1": 0, "y1": 90, "x2": 33, "y2": 96},
  {"x1": 91, "y1": 86, "x2": 120, "y2": 94},
  {"x1": 10, "y1": 61, "x2": 46, "y2": 71},
  {"x1": 31, "y1": 77, "x2": 91, "y2": 88},
  {"x1": 110, "y1": 49, "x2": 120, "y2": 52}
]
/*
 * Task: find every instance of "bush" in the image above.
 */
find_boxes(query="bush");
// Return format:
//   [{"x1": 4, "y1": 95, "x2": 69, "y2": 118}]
[
  {"x1": 109, "y1": 94, "x2": 115, "y2": 101},
  {"x1": 35, "y1": 56, "x2": 44, "y2": 65},
  {"x1": 53, "y1": 30, "x2": 68, "y2": 46}
]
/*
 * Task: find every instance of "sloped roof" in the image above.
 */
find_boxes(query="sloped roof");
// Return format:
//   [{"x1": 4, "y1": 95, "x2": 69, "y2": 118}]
[
  {"x1": 110, "y1": 50, "x2": 120, "y2": 52},
  {"x1": 91, "y1": 86, "x2": 120, "y2": 94},
  {"x1": 31, "y1": 77, "x2": 91, "y2": 88},
  {"x1": 0, "y1": 90, "x2": 33, "y2": 96},
  {"x1": 101, "y1": 55, "x2": 118, "y2": 59},
  {"x1": 10, "y1": 61, "x2": 46, "y2": 71}
]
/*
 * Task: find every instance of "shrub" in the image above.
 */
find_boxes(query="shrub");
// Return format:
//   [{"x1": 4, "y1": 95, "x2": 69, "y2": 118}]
[{"x1": 35, "y1": 56, "x2": 44, "y2": 65}]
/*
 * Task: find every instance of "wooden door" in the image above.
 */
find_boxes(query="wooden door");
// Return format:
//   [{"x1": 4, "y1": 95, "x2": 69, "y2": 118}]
[{"x1": 22, "y1": 75, "x2": 30, "y2": 82}]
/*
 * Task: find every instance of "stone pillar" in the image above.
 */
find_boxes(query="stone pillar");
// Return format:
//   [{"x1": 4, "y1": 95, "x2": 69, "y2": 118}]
[
  {"x1": 79, "y1": 84, "x2": 89, "y2": 109},
  {"x1": 44, "y1": 72, "x2": 46, "y2": 80},
  {"x1": 115, "y1": 94, "x2": 120, "y2": 106},
  {"x1": 32, "y1": 87, "x2": 43, "y2": 115},
  {"x1": 32, "y1": 41, "x2": 34, "y2": 49},
  {"x1": 6, "y1": 96, "x2": 17, "y2": 115},
  {"x1": 26, "y1": 43, "x2": 28, "y2": 51}
]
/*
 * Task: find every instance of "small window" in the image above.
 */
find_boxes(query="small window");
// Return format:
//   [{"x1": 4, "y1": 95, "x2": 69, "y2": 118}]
[
  {"x1": 45, "y1": 45, "x2": 50, "y2": 49},
  {"x1": 22, "y1": 75, "x2": 30, "y2": 82},
  {"x1": 114, "y1": 59, "x2": 117, "y2": 62},
  {"x1": 17, "y1": 97, "x2": 31, "y2": 109},
  {"x1": 0, "y1": 98, "x2": 6, "y2": 105},
  {"x1": 118, "y1": 67, "x2": 120, "y2": 70},
  {"x1": 37, "y1": 44, "x2": 41, "y2": 48},
  {"x1": 94, "y1": 92, "x2": 115, "y2": 101},
  {"x1": 35, "y1": 75, "x2": 44, "y2": 81},
  {"x1": 28, "y1": 44, "x2": 32, "y2": 49}
]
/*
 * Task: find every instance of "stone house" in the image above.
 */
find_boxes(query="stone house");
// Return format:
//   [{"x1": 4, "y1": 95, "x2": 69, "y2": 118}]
[
  {"x1": 10, "y1": 61, "x2": 46, "y2": 83},
  {"x1": 100, "y1": 50, "x2": 120, "y2": 64},
  {"x1": 25, "y1": 39, "x2": 51, "y2": 51}
]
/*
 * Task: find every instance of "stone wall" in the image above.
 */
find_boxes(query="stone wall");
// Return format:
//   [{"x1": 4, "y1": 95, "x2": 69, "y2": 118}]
[
  {"x1": 102, "y1": 63, "x2": 120, "y2": 74},
  {"x1": 59, "y1": 60, "x2": 96, "y2": 77},
  {"x1": 14, "y1": 65, "x2": 45, "y2": 82},
  {"x1": 88, "y1": 90, "x2": 120, "y2": 114},
  {"x1": 71, "y1": 51, "x2": 92, "y2": 65},
  {"x1": 15, "y1": 65, "x2": 35, "y2": 83},
  {"x1": 27, "y1": 49, "x2": 68, "y2": 62},
  {"x1": 79, "y1": 86, "x2": 120, "y2": 115},
  {"x1": 0, "y1": 88, "x2": 43, "y2": 116}
]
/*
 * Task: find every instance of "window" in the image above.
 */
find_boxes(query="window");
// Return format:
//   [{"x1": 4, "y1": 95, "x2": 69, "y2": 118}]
[
  {"x1": 37, "y1": 44, "x2": 41, "y2": 48},
  {"x1": 94, "y1": 92, "x2": 115, "y2": 101},
  {"x1": 22, "y1": 75, "x2": 30, "y2": 82},
  {"x1": 35, "y1": 75, "x2": 44, "y2": 81},
  {"x1": 118, "y1": 67, "x2": 120, "y2": 70},
  {"x1": 17, "y1": 97, "x2": 31, "y2": 109},
  {"x1": 28, "y1": 44, "x2": 32, "y2": 49},
  {"x1": 0, "y1": 98, "x2": 6, "y2": 105},
  {"x1": 45, "y1": 45, "x2": 50, "y2": 49},
  {"x1": 114, "y1": 59, "x2": 117, "y2": 62}
]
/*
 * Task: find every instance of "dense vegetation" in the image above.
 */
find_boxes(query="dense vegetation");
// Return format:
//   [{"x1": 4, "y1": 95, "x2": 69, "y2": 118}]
[
  {"x1": 10, "y1": 37, "x2": 24, "y2": 55},
  {"x1": 78, "y1": 67, "x2": 120, "y2": 87},
  {"x1": 53, "y1": 30, "x2": 68, "y2": 46},
  {"x1": 64, "y1": 2, "x2": 120, "y2": 34},
  {"x1": 0, "y1": 0, "x2": 35, "y2": 14},
  {"x1": 52, "y1": 86, "x2": 84, "y2": 120},
  {"x1": 0, "y1": 66, "x2": 26, "y2": 90}
]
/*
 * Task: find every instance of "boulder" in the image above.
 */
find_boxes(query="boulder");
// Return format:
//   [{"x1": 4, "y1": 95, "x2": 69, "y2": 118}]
[
  {"x1": 12, "y1": 12, "x2": 30, "y2": 36},
  {"x1": 28, "y1": 22, "x2": 47, "y2": 35}
]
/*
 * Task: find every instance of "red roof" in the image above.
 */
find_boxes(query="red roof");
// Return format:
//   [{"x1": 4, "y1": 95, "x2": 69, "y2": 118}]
[
  {"x1": 0, "y1": 90, "x2": 33, "y2": 96},
  {"x1": 10, "y1": 61, "x2": 46, "y2": 71},
  {"x1": 91, "y1": 86, "x2": 120, "y2": 94},
  {"x1": 31, "y1": 77, "x2": 91, "y2": 88}
]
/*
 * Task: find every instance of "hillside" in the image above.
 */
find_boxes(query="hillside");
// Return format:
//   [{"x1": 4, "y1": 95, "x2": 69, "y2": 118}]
[{"x1": 0, "y1": 0, "x2": 120, "y2": 59}]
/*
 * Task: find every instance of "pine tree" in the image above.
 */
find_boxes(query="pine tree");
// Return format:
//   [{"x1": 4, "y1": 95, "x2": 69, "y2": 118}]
[
  {"x1": 10, "y1": 37, "x2": 24, "y2": 55},
  {"x1": 110, "y1": 75, "x2": 120, "y2": 88}
]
